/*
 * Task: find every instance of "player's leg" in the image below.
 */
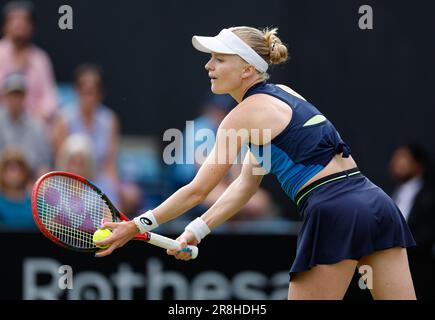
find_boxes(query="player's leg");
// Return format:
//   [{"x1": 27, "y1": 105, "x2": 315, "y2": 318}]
[
  {"x1": 357, "y1": 247, "x2": 416, "y2": 300},
  {"x1": 288, "y1": 259, "x2": 358, "y2": 300}
]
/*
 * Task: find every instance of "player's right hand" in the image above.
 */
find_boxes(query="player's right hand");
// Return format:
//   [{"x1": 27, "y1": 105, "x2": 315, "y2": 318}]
[
  {"x1": 167, "y1": 230, "x2": 199, "y2": 261},
  {"x1": 94, "y1": 221, "x2": 139, "y2": 257}
]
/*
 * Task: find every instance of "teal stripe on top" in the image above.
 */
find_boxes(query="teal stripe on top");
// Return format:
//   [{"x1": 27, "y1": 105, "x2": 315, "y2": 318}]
[{"x1": 250, "y1": 144, "x2": 324, "y2": 201}]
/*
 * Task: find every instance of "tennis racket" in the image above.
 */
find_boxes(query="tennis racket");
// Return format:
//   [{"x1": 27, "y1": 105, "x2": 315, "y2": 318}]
[{"x1": 31, "y1": 171, "x2": 198, "y2": 258}]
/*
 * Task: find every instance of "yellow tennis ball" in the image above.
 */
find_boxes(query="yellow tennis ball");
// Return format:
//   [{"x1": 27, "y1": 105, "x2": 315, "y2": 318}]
[{"x1": 92, "y1": 228, "x2": 112, "y2": 249}]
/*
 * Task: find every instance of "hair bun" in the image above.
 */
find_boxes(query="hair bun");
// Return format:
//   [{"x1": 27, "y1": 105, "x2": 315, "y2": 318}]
[{"x1": 263, "y1": 28, "x2": 288, "y2": 65}]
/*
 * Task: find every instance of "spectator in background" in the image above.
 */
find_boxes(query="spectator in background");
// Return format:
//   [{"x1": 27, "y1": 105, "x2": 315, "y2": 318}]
[
  {"x1": 0, "y1": 148, "x2": 34, "y2": 230},
  {"x1": 56, "y1": 133, "x2": 120, "y2": 207},
  {"x1": 171, "y1": 92, "x2": 238, "y2": 186},
  {"x1": 171, "y1": 92, "x2": 273, "y2": 221},
  {"x1": 389, "y1": 143, "x2": 435, "y2": 299},
  {"x1": 0, "y1": 72, "x2": 52, "y2": 177},
  {"x1": 52, "y1": 64, "x2": 120, "y2": 185},
  {"x1": 0, "y1": 1, "x2": 58, "y2": 123}
]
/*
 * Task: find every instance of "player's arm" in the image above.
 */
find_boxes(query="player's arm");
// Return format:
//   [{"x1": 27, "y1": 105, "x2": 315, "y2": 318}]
[
  {"x1": 201, "y1": 152, "x2": 264, "y2": 229},
  {"x1": 167, "y1": 152, "x2": 265, "y2": 260},
  {"x1": 98, "y1": 105, "x2": 251, "y2": 247},
  {"x1": 96, "y1": 115, "x2": 248, "y2": 256},
  {"x1": 153, "y1": 112, "x2": 249, "y2": 224}
]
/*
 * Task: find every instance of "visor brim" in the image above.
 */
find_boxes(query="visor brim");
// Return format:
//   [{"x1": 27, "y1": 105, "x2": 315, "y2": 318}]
[{"x1": 192, "y1": 35, "x2": 236, "y2": 54}]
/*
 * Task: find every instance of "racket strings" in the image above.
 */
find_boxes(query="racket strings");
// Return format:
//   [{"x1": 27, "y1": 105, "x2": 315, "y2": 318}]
[{"x1": 37, "y1": 175, "x2": 113, "y2": 249}]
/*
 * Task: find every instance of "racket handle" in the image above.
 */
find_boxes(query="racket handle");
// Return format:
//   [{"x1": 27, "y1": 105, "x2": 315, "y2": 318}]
[{"x1": 146, "y1": 232, "x2": 199, "y2": 259}]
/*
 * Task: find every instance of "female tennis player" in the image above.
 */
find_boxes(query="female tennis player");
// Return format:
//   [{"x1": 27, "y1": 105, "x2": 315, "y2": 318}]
[{"x1": 95, "y1": 26, "x2": 417, "y2": 300}]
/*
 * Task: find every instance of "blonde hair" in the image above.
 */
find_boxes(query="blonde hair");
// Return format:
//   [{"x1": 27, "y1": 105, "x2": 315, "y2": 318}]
[
  {"x1": 229, "y1": 26, "x2": 288, "y2": 79},
  {"x1": 56, "y1": 133, "x2": 97, "y2": 180}
]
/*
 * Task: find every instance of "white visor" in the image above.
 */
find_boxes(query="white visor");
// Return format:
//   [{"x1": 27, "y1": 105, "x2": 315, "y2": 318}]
[{"x1": 192, "y1": 29, "x2": 268, "y2": 73}]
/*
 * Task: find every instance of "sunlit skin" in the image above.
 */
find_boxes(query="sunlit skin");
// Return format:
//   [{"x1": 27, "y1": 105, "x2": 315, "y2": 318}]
[
  {"x1": 205, "y1": 53, "x2": 263, "y2": 101},
  {"x1": 93, "y1": 52, "x2": 266, "y2": 257},
  {"x1": 93, "y1": 49, "x2": 357, "y2": 259},
  {"x1": 90, "y1": 42, "x2": 416, "y2": 298}
]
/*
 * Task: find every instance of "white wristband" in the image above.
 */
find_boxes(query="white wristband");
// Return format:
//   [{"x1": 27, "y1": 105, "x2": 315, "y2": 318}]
[
  {"x1": 185, "y1": 217, "x2": 211, "y2": 243},
  {"x1": 133, "y1": 210, "x2": 159, "y2": 234}
]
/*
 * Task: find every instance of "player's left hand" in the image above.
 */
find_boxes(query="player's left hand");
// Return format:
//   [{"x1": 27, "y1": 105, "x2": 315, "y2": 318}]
[{"x1": 167, "y1": 230, "x2": 199, "y2": 261}]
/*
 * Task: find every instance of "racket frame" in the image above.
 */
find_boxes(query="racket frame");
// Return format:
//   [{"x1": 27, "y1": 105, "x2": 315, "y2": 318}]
[
  {"x1": 32, "y1": 171, "x2": 146, "y2": 252},
  {"x1": 32, "y1": 171, "x2": 198, "y2": 259}
]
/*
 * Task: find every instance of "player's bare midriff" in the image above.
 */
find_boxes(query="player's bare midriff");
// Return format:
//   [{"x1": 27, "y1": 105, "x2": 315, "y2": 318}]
[{"x1": 299, "y1": 154, "x2": 358, "y2": 191}]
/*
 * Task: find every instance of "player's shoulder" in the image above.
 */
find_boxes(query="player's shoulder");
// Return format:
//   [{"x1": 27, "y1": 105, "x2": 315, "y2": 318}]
[
  {"x1": 234, "y1": 92, "x2": 276, "y2": 123},
  {"x1": 219, "y1": 99, "x2": 263, "y2": 131}
]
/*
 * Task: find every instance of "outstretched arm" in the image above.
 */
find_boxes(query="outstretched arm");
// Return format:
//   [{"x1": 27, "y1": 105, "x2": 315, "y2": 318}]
[
  {"x1": 168, "y1": 152, "x2": 265, "y2": 260},
  {"x1": 95, "y1": 110, "x2": 250, "y2": 256},
  {"x1": 152, "y1": 115, "x2": 251, "y2": 224},
  {"x1": 202, "y1": 152, "x2": 264, "y2": 229}
]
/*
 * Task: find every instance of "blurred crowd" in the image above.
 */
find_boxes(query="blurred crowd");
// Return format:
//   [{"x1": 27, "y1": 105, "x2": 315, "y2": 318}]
[
  {"x1": 0, "y1": 1, "x2": 434, "y2": 298},
  {"x1": 0, "y1": 0, "x2": 277, "y2": 232},
  {"x1": 0, "y1": 1, "x2": 137, "y2": 229}
]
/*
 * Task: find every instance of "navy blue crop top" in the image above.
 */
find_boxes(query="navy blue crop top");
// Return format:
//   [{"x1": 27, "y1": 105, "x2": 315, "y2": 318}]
[{"x1": 243, "y1": 82, "x2": 351, "y2": 201}]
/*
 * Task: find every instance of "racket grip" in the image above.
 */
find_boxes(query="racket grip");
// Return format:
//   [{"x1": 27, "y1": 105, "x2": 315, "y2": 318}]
[{"x1": 147, "y1": 232, "x2": 198, "y2": 259}]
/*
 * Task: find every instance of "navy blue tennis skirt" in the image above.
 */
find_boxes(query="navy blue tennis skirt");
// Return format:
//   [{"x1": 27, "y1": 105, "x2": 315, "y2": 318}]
[{"x1": 289, "y1": 167, "x2": 416, "y2": 280}]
